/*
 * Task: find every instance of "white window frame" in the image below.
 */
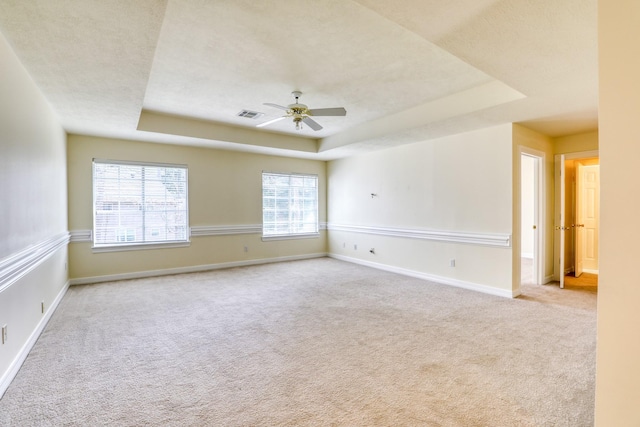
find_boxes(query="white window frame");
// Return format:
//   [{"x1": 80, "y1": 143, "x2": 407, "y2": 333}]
[
  {"x1": 262, "y1": 172, "x2": 319, "y2": 241},
  {"x1": 92, "y1": 159, "x2": 190, "y2": 252}
]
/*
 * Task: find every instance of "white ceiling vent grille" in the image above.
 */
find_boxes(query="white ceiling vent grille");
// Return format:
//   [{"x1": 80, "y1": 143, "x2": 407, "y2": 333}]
[{"x1": 237, "y1": 110, "x2": 264, "y2": 119}]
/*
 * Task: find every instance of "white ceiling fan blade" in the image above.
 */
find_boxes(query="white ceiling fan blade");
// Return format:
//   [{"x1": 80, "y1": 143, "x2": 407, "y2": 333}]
[
  {"x1": 264, "y1": 103, "x2": 289, "y2": 111},
  {"x1": 302, "y1": 116, "x2": 323, "y2": 131},
  {"x1": 257, "y1": 116, "x2": 287, "y2": 128},
  {"x1": 308, "y1": 107, "x2": 347, "y2": 116}
]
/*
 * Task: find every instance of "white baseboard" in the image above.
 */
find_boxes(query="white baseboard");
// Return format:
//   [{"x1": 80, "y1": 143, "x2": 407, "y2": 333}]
[
  {"x1": 329, "y1": 254, "x2": 516, "y2": 298},
  {"x1": 69, "y1": 253, "x2": 328, "y2": 285},
  {"x1": 583, "y1": 268, "x2": 599, "y2": 274},
  {"x1": 544, "y1": 274, "x2": 555, "y2": 285},
  {"x1": 0, "y1": 280, "x2": 70, "y2": 399}
]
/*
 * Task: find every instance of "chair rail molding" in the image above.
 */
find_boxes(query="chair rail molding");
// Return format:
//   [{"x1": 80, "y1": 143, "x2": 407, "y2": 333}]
[
  {"x1": 71, "y1": 223, "x2": 328, "y2": 240},
  {"x1": 190, "y1": 224, "x2": 262, "y2": 237},
  {"x1": 70, "y1": 229, "x2": 92, "y2": 242},
  {"x1": 191, "y1": 222, "x2": 328, "y2": 237},
  {"x1": 327, "y1": 223, "x2": 511, "y2": 248},
  {"x1": 0, "y1": 232, "x2": 70, "y2": 293}
]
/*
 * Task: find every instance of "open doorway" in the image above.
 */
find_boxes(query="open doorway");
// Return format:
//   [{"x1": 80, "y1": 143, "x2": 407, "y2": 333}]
[
  {"x1": 554, "y1": 151, "x2": 599, "y2": 289},
  {"x1": 521, "y1": 149, "x2": 544, "y2": 287},
  {"x1": 563, "y1": 157, "x2": 599, "y2": 287}
]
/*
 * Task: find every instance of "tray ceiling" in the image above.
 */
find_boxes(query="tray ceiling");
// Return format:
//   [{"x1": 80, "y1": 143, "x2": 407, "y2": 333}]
[{"x1": 0, "y1": 0, "x2": 597, "y2": 159}]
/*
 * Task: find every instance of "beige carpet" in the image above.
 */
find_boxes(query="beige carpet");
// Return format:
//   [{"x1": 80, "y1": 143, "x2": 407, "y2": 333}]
[{"x1": 0, "y1": 258, "x2": 596, "y2": 426}]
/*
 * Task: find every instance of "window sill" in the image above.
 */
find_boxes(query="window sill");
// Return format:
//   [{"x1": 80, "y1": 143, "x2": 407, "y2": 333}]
[
  {"x1": 92, "y1": 241, "x2": 191, "y2": 253},
  {"x1": 262, "y1": 233, "x2": 320, "y2": 242}
]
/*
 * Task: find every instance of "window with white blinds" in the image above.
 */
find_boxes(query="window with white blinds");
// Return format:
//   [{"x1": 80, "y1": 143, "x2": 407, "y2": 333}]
[
  {"x1": 262, "y1": 172, "x2": 319, "y2": 239},
  {"x1": 93, "y1": 160, "x2": 189, "y2": 248}
]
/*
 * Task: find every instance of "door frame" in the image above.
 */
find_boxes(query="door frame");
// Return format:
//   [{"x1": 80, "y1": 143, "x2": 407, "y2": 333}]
[
  {"x1": 520, "y1": 146, "x2": 545, "y2": 286},
  {"x1": 555, "y1": 153, "x2": 567, "y2": 288}
]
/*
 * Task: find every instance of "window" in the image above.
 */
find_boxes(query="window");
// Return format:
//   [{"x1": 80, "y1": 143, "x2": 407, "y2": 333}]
[
  {"x1": 262, "y1": 172, "x2": 318, "y2": 239},
  {"x1": 93, "y1": 159, "x2": 189, "y2": 249}
]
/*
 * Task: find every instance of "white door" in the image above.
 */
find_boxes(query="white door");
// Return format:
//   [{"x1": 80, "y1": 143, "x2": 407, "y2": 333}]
[
  {"x1": 520, "y1": 149, "x2": 544, "y2": 289},
  {"x1": 575, "y1": 162, "x2": 585, "y2": 277},
  {"x1": 555, "y1": 154, "x2": 566, "y2": 288},
  {"x1": 581, "y1": 165, "x2": 600, "y2": 273},
  {"x1": 521, "y1": 154, "x2": 538, "y2": 284}
]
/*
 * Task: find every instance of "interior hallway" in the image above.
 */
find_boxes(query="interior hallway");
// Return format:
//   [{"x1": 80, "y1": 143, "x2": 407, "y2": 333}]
[{"x1": 521, "y1": 257, "x2": 598, "y2": 292}]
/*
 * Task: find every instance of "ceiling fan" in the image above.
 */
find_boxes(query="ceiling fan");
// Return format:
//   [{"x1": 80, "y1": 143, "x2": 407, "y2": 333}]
[{"x1": 257, "y1": 91, "x2": 346, "y2": 131}]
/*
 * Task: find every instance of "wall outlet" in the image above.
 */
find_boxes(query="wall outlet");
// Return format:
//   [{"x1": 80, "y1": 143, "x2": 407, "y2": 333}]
[
  {"x1": 243, "y1": 246, "x2": 248, "y2": 253},
  {"x1": 1, "y1": 324, "x2": 6, "y2": 344},
  {"x1": 354, "y1": 244, "x2": 358, "y2": 250},
  {"x1": 449, "y1": 259, "x2": 456, "y2": 267}
]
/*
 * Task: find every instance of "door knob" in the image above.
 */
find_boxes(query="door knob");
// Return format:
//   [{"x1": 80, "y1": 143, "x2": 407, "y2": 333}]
[{"x1": 533, "y1": 225, "x2": 537, "y2": 230}]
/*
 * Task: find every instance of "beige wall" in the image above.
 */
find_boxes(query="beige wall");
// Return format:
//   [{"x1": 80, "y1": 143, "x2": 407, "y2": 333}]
[
  {"x1": 595, "y1": 0, "x2": 640, "y2": 423},
  {"x1": 67, "y1": 135, "x2": 327, "y2": 281},
  {"x1": 0, "y1": 38, "x2": 67, "y2": 258},
  {"x1": 0, "y1": 31, "x2": 68, "y2": 394},
  {"x1": 554, "y1": 130, "x2": 599, "y2": 155},
  {"x1": 327, "y1": 124, "x2": 514, "y2": 295}
]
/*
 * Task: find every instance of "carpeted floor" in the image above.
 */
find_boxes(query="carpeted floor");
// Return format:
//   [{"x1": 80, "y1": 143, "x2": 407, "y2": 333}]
[{"x1": 0, "y1": 258, "x2": 596, "y2": 426}]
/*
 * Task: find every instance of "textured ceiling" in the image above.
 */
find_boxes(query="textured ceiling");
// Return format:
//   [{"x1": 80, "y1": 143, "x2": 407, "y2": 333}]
[{"x1": 0, "y1": 0, "x2": 597, "y2": 160}]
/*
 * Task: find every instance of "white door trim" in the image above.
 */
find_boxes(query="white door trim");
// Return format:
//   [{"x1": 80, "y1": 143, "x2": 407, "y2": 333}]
[
  {"x1": 519, "y1": 146, "x2": 545, "y2": 286},
  {"x1": 555, "y1": 154, "x2": 566, "y2": 288}
]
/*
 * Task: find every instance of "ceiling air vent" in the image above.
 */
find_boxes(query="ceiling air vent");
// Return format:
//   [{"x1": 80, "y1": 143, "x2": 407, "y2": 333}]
[{"x1": 237, "y1": 110, "x2": 264, "y2": 119}]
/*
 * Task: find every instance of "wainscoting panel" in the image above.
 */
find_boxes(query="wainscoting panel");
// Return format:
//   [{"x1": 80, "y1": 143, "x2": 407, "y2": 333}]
[
  {"x1": 69, "y1": 252, "x2": 327, "y2": 285},
  {"x1": 0, "y1": 234, "x2": 69, "y2": 398},
  {"x1": 330, "y1": 253, "x2": 517, "y2": 298}
]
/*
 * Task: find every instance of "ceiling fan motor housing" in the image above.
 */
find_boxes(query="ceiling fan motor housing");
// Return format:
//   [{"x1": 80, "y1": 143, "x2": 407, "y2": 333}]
[
  {"x1": 258, "y1": 90, "x2": 346, "y2": 131},
  {"x1": 289, "y1": 91, "x2": 308, "y2": 115},
  {"x1": 288, "y1": 104, "x2": 308, "y2": 115}
]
